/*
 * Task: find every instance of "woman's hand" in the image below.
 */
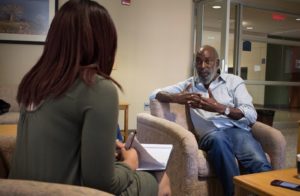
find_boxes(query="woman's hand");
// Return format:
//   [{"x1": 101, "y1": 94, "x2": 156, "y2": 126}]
[
  {"x1": 115, "y1": 140, "x2": 125, "y2": 161},
  {"x1": 115, "y1": 140, "x2": 139, "y2": 170},
  {"x1": 121, "y1": 147, "x2": 139, "y2": 170}
]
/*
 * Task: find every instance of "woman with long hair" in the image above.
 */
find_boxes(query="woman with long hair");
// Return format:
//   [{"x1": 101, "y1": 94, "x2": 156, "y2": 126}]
[{"x1": 9, "y1": 0, "x2": 170, "y2": 195}]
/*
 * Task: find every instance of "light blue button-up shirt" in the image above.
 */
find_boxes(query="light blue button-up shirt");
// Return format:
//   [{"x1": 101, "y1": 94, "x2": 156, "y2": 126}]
[{"x1": 149, "y1": 73, "x2": 257, "y2": 139}]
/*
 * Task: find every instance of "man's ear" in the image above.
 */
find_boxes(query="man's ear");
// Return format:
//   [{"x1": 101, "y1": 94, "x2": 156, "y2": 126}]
[
  {"x1": 216, "y1": 59, "x2": 221, "y2": 69},
  {"x1": 216, "y1": 59, "x2": 221, "y2": 74},
  {"x1": 216, "y1": 59, "x2": 220, "y2": 67}
]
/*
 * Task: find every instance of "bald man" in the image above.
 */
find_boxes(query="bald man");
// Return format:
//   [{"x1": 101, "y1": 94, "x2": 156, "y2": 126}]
[{"x1": 150, "y1": 45, "x2": 271, "y2": 196}]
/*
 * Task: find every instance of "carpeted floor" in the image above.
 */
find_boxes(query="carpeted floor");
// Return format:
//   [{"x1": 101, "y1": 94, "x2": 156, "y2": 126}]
[
  {"x1": 271, "y1": 108, "x2": 299, "y2": 168},
  {"x1": 273, "y1": 122, "x2": 298, "y2": 168}
]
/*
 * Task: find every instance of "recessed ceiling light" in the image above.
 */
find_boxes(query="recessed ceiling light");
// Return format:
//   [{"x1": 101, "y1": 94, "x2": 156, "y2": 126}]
[
  {"x1": 246, "y1": 26, "x2": 253, "y2": 30},
  {"x1": 212, "y1": 5, "x2": 222, "y2": 9}
]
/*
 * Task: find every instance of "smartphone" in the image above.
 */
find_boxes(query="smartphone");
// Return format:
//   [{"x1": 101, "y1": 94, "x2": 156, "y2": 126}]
[{"x1": 270, "y1": 179, "x2": 300, "y2": 191}]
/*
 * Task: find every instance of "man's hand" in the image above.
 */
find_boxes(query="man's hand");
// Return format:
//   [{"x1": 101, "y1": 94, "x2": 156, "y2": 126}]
[
  {"x1": 197, "y1": 89, "x2": 221, "y2": 112},
  {"x1": 156, "y1": 83, "x2": 202, "y2": 105},
  {"x1": 188, "y1": 89, "x2": 223, "y2": 113},
  {"x1": 174, "y1": 83, "x2": 199, "y2": 104}
]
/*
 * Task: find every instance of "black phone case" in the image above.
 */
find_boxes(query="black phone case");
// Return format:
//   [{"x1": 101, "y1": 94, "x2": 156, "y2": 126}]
[{"x1": 271, "y1": 179, "x2": 300, "y2": 191}]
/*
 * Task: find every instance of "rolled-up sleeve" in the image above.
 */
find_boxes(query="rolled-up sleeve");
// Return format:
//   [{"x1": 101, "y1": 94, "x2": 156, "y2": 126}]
[
  {"x1": 149, "y1": 88, "x2": 163, "y2": 100},
  {"x1": 149, "y1": 78, "x2": 193, "y2": 100},
  {"x1": 234, "y1": 82, "x2": 257, "y2": 124}
]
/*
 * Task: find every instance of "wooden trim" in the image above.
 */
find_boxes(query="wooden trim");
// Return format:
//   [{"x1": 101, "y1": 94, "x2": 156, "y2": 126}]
[{"x1": 297, "y1": 120, "x2": 300, "y2": 154}]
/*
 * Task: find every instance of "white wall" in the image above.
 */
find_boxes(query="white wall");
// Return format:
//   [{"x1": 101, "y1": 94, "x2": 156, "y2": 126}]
[{"x1": 0, "y1": 0, "x2": 194, "y2": 129}]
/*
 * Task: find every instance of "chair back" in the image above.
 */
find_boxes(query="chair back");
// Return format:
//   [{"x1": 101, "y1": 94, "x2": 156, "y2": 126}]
[
  {"x1": 150, "y1": 99, "x2": 190, "y2": 129},
  {"x1": 0, "y1": 136, "x2": 16, "y2": 178},
  {"x1": 149, "y1": 99, "x2": 201, "y2": 140}
]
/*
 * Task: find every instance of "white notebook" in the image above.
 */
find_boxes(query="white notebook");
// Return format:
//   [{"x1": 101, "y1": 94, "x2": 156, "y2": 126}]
[{"x1": 125, "y1": 132, "x2": 173, "y2": 171}]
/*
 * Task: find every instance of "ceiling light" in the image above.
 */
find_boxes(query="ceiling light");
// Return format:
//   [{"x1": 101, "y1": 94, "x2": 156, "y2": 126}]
[
  {"x1": 246, "y1": 26, "x2": 253, "y2": 30},
  {"x1": 296, "y1": 18, "x2": 300, "y2": 21},
  {"x1": 121, "y1": 0, "x2": 130, "y2": 5},
  {"x1": 212, "y1": 5, "x2": 221, "y2": 9}
]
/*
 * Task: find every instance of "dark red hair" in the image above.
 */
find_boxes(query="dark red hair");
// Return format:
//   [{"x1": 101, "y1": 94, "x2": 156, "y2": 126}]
[{"x1": 17, "y1": 0, "x2": 121, "y2": 106}]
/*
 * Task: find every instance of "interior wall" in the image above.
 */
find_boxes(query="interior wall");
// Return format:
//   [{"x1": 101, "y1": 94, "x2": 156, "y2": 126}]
[
  {"x1": 0, "y1": 0, "x2": 193, "y2": 130},
  {"x1": 242, "y1": 42, "x2": 267, "y2": 105}
]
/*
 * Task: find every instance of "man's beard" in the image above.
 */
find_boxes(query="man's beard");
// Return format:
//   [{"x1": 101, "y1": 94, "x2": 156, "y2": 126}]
[
  {"x1": 198, "y1": 75, "x2": 214, "y2": 85},
  {"x1": 197, "y1": 70, "x2": 216, "y2": 85}
]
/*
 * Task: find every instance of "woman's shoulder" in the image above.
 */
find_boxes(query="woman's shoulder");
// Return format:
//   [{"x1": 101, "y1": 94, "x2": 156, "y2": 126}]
[
  {"x1": 68, "y1": 75, "x2": 117, "y2": 98},
  {"x1": 94, "y1": 75, "x2": 116, "y2": 90}
]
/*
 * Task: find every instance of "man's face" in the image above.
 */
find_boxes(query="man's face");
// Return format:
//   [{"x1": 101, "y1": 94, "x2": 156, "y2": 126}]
[{"x1": 195, "y1": 48, "x2": 219, "y2": 85}]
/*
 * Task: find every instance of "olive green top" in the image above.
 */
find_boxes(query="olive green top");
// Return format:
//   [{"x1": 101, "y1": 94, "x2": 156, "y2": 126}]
[{"x1": 9, "y1": 76, "x2": 157, "y2": 195}]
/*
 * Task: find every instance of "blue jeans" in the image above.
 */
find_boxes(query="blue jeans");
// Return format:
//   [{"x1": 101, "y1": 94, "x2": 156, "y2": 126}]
[{"x1": 198, "y1": 127, "x2": 272, "y2": 196}]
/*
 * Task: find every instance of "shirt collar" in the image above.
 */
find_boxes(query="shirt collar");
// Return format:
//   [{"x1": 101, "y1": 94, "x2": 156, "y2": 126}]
[{"x1": 219, "y1": 73, "x2": 227, "y2": 82}]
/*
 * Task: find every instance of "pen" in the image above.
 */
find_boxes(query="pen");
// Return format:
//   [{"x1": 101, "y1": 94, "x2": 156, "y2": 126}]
[{"x1": 126, "y1": 131, "x2": 136, "y2": 149}]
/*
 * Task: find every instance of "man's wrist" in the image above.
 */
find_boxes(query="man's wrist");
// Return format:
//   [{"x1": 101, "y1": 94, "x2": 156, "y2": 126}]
[
  {"x1": 156, "y1": 92, "x2": 174, "y2": 103},
  {"x1": 218, "y1": 105, "x2": 230, "y2": 116},
  {"x1": 170, "y1": 94, "x2": 178, "y2": 103}
]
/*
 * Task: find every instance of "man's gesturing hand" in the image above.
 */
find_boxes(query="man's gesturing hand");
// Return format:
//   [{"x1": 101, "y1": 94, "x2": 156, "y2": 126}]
[
  {"x1": 175, "y1": 83, "x2": 201, "y2": 105},
  {"x1": 197, "y1": 89, "x2": 222, "y2": 112}
]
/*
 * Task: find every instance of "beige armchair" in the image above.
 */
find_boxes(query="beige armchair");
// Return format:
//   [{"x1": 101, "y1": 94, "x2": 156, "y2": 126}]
[
  {"x1": 0, "y1": 135, "x2": 112, "y2": 196},
  {"x1": 136, "y1": 99, "x2": 286, "y2": 196}
]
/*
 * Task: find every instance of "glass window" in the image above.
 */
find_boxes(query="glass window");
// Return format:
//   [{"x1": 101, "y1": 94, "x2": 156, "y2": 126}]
[
  {"x1": 194, "y1": 0, "x2": 300, "y2": 109},
  {"x1": 240, "y1": 6, "x2": 300, "y2": 108}
]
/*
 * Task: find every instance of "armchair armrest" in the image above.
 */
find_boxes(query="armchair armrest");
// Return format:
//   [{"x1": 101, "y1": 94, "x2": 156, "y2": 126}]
[
  {"x1": 251, "y1": 122, "x2": 286, "y2": 169},
  {"x1": 0, "y1": 179, "x2": 113, "y2": 196},
  {"x1": 136, "y1": 113, "x2": 202, "y2": 195},
  {"x1": 0, "y1": 136, "x2": 16, "y2": 178}
]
